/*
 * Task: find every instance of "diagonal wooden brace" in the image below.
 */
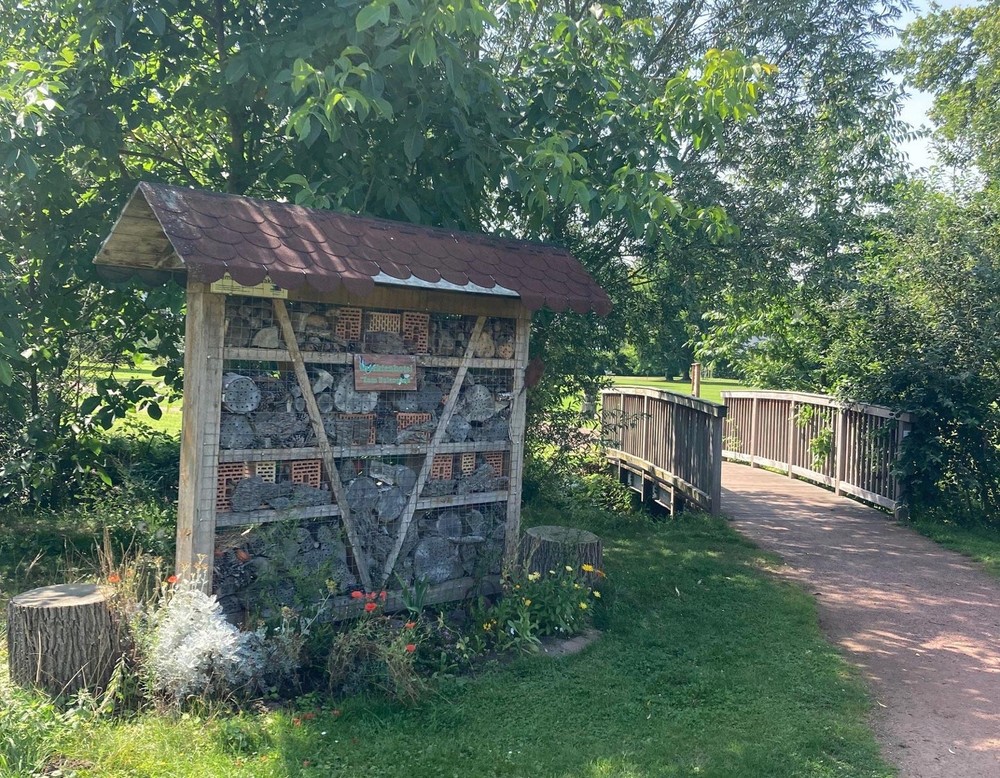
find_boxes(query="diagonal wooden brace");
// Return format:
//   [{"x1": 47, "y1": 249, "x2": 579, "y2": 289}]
[
  {"x1": 378, "y1": 316, "x2": 486, "y2": 587},
  {"x1": 272, "y1": 298, "x2": 373, "y2": 592}
]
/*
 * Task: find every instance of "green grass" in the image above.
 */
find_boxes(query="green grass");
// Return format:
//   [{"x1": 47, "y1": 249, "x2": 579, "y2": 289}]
[
  {"x1": 908, "y1": 516, "x2": 1000, "y2": 579},
  {"x1": 12, "y1": 505, "x2": 892, "y2": 777},
  {"x1": 99, "y1": 364, "x2": 183, "y2": 438},
  {"x1": 610, "y1": 376, "x2": 752, "y2": 405}
]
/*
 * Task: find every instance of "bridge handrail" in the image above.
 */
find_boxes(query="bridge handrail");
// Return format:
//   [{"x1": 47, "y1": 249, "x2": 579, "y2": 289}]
[
  {"x1": 600, "y1": 387, "x2": 727, "y2": 515},
  {"x1": 721, "y1": 390, "x2": 912, "y2": 513}
]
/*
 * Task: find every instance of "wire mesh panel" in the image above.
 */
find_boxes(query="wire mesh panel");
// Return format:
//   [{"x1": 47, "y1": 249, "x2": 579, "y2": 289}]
[{"x1": 212, "y1": 293, "x2": 519, "y2": 616}]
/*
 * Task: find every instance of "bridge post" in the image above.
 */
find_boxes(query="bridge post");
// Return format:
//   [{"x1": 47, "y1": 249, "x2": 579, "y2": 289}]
[
  {"x1": 787, "y1": 400, "x2": 797, "y2": 478},
  {"x1": 834, "y1": 408, "x2": 848, "y2": 496},
  {"x1": 749, "y1": 396, "x2": 759, "y2": 468},
  {"x1": 711, "y1": 411, "x2": 724, "y2": 515}
]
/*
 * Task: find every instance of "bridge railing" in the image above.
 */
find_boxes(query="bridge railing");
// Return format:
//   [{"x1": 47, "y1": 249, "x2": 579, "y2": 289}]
[
  {"x1": 601, "y1": 387, "x2": 727, "y2": 515},
  {"x1": 721, "y1": 391, "x2": 912, "y2": 512}
]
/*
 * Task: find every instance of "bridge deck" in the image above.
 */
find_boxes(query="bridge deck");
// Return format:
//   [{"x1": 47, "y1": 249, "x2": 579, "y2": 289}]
[{"x1": 723, "y1": 462, "x2": 1000, "y2": 778}]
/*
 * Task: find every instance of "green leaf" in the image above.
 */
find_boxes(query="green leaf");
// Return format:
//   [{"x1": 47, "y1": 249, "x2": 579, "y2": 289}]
[{"x1": 356, "y1": 2, "x2": 389, "y2": 32}]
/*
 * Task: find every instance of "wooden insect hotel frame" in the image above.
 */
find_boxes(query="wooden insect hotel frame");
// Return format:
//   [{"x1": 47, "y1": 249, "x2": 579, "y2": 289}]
[{"x1": 95, "y1": 183, "x2": 610, "y2": 617}]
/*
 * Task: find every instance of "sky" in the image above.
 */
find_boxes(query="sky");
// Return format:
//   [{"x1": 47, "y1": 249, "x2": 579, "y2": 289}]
[{"x1": 893, "y1": 0, "x2": 979, "y2": 170}]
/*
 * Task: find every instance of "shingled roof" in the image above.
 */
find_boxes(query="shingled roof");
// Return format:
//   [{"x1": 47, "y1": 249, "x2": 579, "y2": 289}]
[{"x1": 95, "y1": 183, "x2": 611, "y2": 316}]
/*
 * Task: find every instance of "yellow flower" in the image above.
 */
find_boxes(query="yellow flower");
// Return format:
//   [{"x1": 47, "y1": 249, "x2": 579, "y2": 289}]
[
  {"x1": 579, "y1": 602, "x2": 588, "y2": 610},
  {"x1": 527, "y1": 571, "x2": 541, "y2": 582},
  {"x1": 573, "y1": 583, "x2": 582, "y2": 590},
  {"x1": 483, "y1": 621, "x2": 495, "y2": 631},
  {"x1": 522, "y1": 598, "x2": 532, "y2": 607},
  {"x1": 593, "y1": 590, "x2": 601, "y2": 598},
  {"x1": 581, "y1": 563, "x2": 595, "y2": 573},
  {"x1": 514, "y1": 584, "x2": 520, "y2": 590}
]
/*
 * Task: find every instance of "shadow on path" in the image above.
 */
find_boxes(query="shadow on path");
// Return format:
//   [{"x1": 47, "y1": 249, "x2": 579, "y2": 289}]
[{"x1": 723, "y1": 462, "x2": 1000, "y2": 778}]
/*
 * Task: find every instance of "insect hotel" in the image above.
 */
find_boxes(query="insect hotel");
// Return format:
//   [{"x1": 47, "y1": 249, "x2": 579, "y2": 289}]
[{"x1": 95, "y1": 183, "x2": 611, "y2": 617}]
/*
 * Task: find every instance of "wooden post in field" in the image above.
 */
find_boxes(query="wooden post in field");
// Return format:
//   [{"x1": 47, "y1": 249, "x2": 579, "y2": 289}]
[{"x1": 690, "y1": 362, "x2": 702, "y2": 398}]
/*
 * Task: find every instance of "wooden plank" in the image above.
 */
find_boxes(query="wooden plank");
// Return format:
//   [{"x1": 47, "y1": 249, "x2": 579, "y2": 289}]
[
  {"x1": 834, "y1": 408, "x2": 847, "y2": 496},
  {"x1": 710, "y1": 411, "x2": 724, "y2": 515},
  {"x1": 286, "y1": 284, "x2": 515, "y2": 318},
  {"x1": 417, "y1": 491, "x2": 510, "y2": 510},
  {"x1": 218, "y1": 440, "x2": 512, "y2": 463},
  {"x1": 224, "y1": 349, "x2": 517, "y2": 370},
  {"x1": 216, "y1": 503, "x2": 341, "y2": 528},
  {"x1": 722, "y1": 390, "x2": 912, "y2": 422},
  {"x1": 176, "y1": 281, "x2": 225, "y2": 589},
  {"x1": 378, "y1": 315, "x2": 487, "y2": 586},
  {"x1": 604, "y1": 386, "x2": 727, "y2": 417},
  {"x1": 272, "y1": 298, "x2": 373, "y2": 592},
  {"x1": 504, "y1": 314, "x2": 531, "y2": 568}
]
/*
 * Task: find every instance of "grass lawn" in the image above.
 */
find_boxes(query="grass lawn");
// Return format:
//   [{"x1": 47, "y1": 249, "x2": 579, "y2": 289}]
[
  {"x1": 96, "y1": 363, "x2": 183, "y2": 438},
  {"x1": 610, "y1": 376, "x2": 751, "y2": 405},
  {"x1": 908, "y1": 516, "x2": 1000, "y2": 579},
  {"x1": 7, "y1": 505, "x2": 892, "y2": 777}
]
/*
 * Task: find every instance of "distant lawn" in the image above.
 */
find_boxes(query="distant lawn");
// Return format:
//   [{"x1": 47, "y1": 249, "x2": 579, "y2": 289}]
[
  {"x1": 87, "y1": 363, "x2": 183, "y2": 438},
  {"x1": 611, "y1": 376, "x2": 752, "y2": 405},
  {"x1": 26, "y1": 505, "x2": 893, "y2": 778}
]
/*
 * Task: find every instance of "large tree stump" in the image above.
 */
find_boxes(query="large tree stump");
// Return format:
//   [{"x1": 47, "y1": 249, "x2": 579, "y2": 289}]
[
  {"x1": 6, "y1": 583, "x2": 121, "y2": 697},
  {"x1": 520, "y1": 526, "x2": 603, "y2": 576}
]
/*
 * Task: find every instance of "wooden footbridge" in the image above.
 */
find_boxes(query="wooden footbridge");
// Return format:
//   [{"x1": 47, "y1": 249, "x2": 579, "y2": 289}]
[{"x1": 601, "y1": 387, "x2": 912, "y2": 517}]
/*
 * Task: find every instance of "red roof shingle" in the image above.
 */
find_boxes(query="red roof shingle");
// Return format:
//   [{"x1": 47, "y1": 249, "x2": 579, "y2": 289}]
[{"x1": 97, "y1": 183, "x2": 611, "y2": 316}]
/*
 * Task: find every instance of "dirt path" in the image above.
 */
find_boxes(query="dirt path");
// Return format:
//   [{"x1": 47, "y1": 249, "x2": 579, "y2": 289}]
[{"x1": 722, "y1": 463, "x2": 1000, "y2": 777}]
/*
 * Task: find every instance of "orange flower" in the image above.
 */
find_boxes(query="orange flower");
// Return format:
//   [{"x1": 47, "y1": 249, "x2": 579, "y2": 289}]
[
  {"x1": 364, "y1": 602, "x2": 377, "y2": 613},
  {"x1": 166, "y1": 575, "x2": 178, "y2": 584},
  {"x1": 292, "y1": 717, "x2": 302, "y2": 726},
  {"x1": 107, "y1": 573, "x2": 121, "y2": 584},
  {"x1": 405, "y1": 643, "x2": 416, "y2": 653},
  {"x1": 350, "y1": 590, "x2": 364, "y2": 600},
  {"x1": 404, "y1": 621, "x2": 416, "y2": 629}
]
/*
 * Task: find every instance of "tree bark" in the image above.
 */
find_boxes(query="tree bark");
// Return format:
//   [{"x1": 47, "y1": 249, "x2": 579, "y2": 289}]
[
  {"x1": 520, "y1": 525, "x2": 603, "y2": 576},
  {"x1": 7, "y1": 583, "x2": 121, "y2": 697}
]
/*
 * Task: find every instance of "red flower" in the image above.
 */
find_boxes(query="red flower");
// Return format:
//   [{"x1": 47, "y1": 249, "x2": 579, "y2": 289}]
[
  {"x1": 405, "y1": 643, "x2": 416, "y2": 653},
  {"x1": 378, "y1": 590, "x2": 387, "y2": 601},
  {"x1": 364, "y1": 602, "x2": 377, "y2": 613},
  {"x1": 350, "y1": 590, "x2": 364, "y2": 600},
  {"x1": 365, "y1": 591, "x2": 377, "y2": 601},
  {"x1": 107, "y1": 573, "x2": 121, "y2": 584},
  {"x1": 166, "y1": 575, "x2": 178, "y2": 585},
  {"x1": 405, "y1": 621, "x2": 416, "y2": 629}
]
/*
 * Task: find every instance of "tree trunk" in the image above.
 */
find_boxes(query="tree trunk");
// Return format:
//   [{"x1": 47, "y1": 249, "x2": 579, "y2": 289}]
[
  {"x1": 520, "y1": 525, "x2": 603, "y2": 576},
  {"x1": 6, "y1": 583, "x2": 121, "y2": 697}
]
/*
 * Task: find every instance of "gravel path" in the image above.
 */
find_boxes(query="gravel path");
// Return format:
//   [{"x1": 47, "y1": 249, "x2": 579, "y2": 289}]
[{"x1": 723, "y1": 462, "x2": 1000, "y2": 777}]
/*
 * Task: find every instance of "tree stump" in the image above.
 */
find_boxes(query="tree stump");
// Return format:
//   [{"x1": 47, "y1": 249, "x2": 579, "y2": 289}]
[
  {"x1": 520, "y1": 526, "x2": 603, "y2": 576},
  {"x1": 6, "y1": 583, "x2": 121, "y2": 697}
]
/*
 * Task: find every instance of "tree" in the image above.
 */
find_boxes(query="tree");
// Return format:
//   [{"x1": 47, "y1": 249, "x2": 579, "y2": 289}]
[
  {"x1": 0, "y1": 0, "x2": 772, "y2": 503},
  {"x1": 897, "y1": 0, "x2": 1000, "y2": 185},
  {"x1": 827, "y1": 183, "x2": 1000, "y2": 520}
]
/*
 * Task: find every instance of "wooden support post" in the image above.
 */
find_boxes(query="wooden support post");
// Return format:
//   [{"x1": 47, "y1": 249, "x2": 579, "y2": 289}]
[
  {"x1": 749, "y1": 396, "x2": 759, "y2": 468},
  {"x1": 710, "y1": 411, "x2": 724, "y2": 515},
  {"x1": 893, "y1": 416, "x2": 911, "y2": 521},
  {"x1": 379, "y1": 316, "x2": 487, "y2": 586},
  {"x1": 834, "y1": 407, "x2": 848, "y2": 496},
  {"x1": 272, "y1": 298, "x2": 373, "y2": 592},
  {"x1": 641, "y1": 394, "x2": 650, "y2": 464},
  {"x1": 176, "y1": 280, "x2": 225, "y2": 588},
  {"x1": 504, "y1": 314, "x2": 531, "y2": 570},
  {"x1": 787, "y1": 400, "x2": 797, "y2": 478},
  {"x1": 690, "y1": 362, "x2": 701, "y2": 398}
]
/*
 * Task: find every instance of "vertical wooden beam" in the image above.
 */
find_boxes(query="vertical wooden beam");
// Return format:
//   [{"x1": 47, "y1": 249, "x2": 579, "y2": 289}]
[
  {"x1": 641, "y1": 395, "x2": 650, "y2": 464},
  {"x1": 272, "y1": 298, "x2": 373, "y2": 592},
  {"x1": 504, "y1": 313, "x2": 531, "y2": 569},
  {"x1": 749, "y1": 396, "x2": 759, "y2": 467},
  {"x1": 834, "y1": 406, "x2": 847, "y2": 495},
  {"x1": 690, "y1": 362, "x2": 701, "y2": 398},
  {"x1": 710, "y1": 409, "x2": 724, "y2": 515},
  {"x1": 176, "y1": 281, "x2": 225, "y2": 589},
  {"x1": 787, "y1": 400, "x2": 797, "y2": 478}
]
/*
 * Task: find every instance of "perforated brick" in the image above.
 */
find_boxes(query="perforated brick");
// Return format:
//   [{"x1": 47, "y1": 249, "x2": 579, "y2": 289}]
[
  {"x1": 483, "y1": 451, "x2": 506, "y2": 476},
  {"x1": 291, "y1": 459, "x2": 322, "y2": 488},
  {"x1": 335, "y1": 307, "x2": 362, "y2": 341},
  {"x1": 396, "y1": 412, "x2": 432, "y2": 435},
  {"x1": 366, "y1": 311, "x2": 401, "y2": 334},
  {"x1": 429, "y1": 454, "x2": 453, "y2": 481},
  {"x1": 460, "y1": 452, "x2": 476, "y2": 475},
  {"x1": 401, "y1": 312, "x2": 430, "y2": 353},
  {"x1": 254, "y1": 460, "x2": 276, "y2": 483},
  {"x1": 336, "y1": 413, "x2": 376, "y2": 445},
  {"x1": 216, "y1": 462, "x2": 249, "y2": 512}
]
